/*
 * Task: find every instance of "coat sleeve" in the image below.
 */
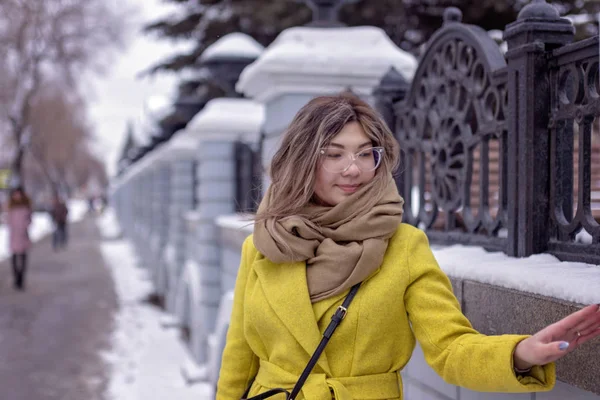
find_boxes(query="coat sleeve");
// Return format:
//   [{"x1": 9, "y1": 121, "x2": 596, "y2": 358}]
[
  {"x1": 216, "y1": 235, "x2": 260, "y2": 400},
  {"x1": 404, "y1": 228, "x2": 556, "y2": 393}
]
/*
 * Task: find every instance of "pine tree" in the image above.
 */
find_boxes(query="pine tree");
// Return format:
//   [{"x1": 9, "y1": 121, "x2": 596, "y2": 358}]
[
  {"x1": 143, "y1": 0, "x2": 599, "y2": 75},
  {"x1": 143, "y1": 0, "x2": 310, "y2": 74}
]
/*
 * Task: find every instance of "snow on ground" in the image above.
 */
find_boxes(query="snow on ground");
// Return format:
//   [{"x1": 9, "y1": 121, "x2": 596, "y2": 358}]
[
  {"x1": 97, "y1": 209, "x2": 213, "y2": 400},
  {"x1": 0, "y1": 199, "x2": 89, "y2": 262}
]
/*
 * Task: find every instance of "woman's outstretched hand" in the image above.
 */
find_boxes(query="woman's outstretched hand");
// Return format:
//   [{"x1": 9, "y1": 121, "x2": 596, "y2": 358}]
[{"x1": 513, "y1": 303, "x2": 600, "y2": 371}]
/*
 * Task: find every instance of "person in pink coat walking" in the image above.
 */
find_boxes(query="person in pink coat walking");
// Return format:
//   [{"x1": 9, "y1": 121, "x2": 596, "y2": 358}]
[{"x1": 6, "y1": 187, "x2": 32, "y2": 290}]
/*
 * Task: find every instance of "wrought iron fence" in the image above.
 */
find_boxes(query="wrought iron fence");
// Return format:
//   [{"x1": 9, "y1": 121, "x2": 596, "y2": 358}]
[
  {"x1": 376, "y1": 4, "x2": 600, "y2": 264},
  {"x1": 547, "y1": 36, "x2": 600, "y2": 263},
  {"x1": 393, "y1": 8, "x2": 509, "y2": 252}
]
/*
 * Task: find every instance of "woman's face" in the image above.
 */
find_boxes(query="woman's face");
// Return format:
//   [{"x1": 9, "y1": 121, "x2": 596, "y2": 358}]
[
  {"x1": 313, "y1": 121, "x2": 377, "y2": 206},
  {"x1": 12, "y1": 190, "x2": 22, "y2": 201}
]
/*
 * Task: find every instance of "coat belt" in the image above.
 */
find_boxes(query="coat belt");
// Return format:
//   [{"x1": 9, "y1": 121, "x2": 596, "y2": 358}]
[{"x1": 254, "y1": 359, "x2": 402, "y2": 400}]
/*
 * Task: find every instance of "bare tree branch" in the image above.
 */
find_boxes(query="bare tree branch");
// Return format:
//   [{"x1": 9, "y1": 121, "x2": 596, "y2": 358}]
[{"x1": 0, "y1": 0, "x2": 126, "y2": 182}]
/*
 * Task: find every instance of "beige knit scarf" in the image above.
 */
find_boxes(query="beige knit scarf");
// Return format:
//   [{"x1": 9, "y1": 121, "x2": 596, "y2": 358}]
[{"x1": 253, "y1": 176, "x2": 404, "y2": 302}]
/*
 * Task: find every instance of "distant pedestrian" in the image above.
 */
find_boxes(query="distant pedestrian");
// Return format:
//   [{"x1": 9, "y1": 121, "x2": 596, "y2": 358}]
[
  {"x1": 6, "y1": 187, "x2": 32, "y2": 290},
  {"x1": 87, "y1": 196, "x2": 95, "y2": 214},
  {"x1": 51, "y1": 195, "x2": 69, "y2": 251}
]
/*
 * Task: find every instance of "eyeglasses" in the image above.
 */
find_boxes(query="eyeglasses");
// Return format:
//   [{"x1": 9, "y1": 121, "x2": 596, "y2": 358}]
[{"x1": 318, "y1": 146, "x2": 384, "y2": 173}]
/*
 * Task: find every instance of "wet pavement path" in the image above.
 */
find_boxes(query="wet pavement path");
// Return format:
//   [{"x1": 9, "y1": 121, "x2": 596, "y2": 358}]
[{"x1": 0, "y1": 216, "x2": 118, "y2": 400}]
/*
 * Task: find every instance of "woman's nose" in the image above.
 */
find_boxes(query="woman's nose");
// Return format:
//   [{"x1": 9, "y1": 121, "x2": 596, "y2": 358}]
[{"x1": 342, "y1": 161, "x2": 361, "y2": 176}]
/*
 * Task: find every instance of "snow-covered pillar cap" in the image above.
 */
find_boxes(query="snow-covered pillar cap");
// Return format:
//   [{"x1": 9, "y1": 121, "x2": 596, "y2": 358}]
[
  {"x1": 236, "y1": 26, "x2": 418, "y2": 103},
  {"x1": 185, "y1": 97, "x2": 265, "y2": 142},
  {"x1": 116, "y1": 141, "x2": 172, "y2": 185},
  {"x1": 160, "y1": 129, "x2": 200, "y2": 161},
  {"x1": 200, "y1": 33, "x2": 264, "y2": 63},
  {"x1": 200, "y1": 33, "x2": 265, "y2": 97}
]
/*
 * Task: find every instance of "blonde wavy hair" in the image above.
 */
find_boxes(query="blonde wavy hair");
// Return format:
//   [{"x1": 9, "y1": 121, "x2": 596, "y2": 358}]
[{"x1": 256, "y1": 92, "x2": 400, "y2": 221}]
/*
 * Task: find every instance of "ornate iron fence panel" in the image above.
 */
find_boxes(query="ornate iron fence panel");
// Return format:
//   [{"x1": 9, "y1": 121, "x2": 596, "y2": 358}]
[
  {"x1": 548, "y1": 36, "x2": 600, "y2": 263},
  {"x1": 394, "y1": 10, "x2": 508, "y2": 250}
]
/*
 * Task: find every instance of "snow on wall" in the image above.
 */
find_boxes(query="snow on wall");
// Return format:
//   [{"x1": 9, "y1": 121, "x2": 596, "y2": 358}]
[{"x1": 434, "y1": 245, "x2": 600, "y2": 305}]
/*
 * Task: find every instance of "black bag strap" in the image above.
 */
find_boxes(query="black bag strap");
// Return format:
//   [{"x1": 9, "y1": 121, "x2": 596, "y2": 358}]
[
  {"x1": 287, "y1": 282, "x2": 361, "y2": 400},
  {"x1": 243, "y1": 282, "x2": 361, "y2": 400}
]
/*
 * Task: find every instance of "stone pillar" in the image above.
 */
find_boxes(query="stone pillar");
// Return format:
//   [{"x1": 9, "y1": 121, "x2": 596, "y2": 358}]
[
  {"x1": 145, "y1": 167, "x2": 157, "y2": 257},
  {"x1": 154, "y1": 163, "x2": 172, "y2": 296},
  {"x1": 503, "y1": 0, "x2": 574, "y2": 257},
  {"x1": 125, "y1": 182, "x2": 133, "y2": 237},
  {"x1": 133, "y1": 175, "x2": 142, "y2": 243},
  {"x1": 199, "y1": 32, "x2": 264, "y2": 97},
  {"x1": 194, "y1": 140, "x2": 235, "y2": 363},
  {"x1": 183, "y1": 98, "x2": 264, "y2": 365},
  {"x1": 118, "y1": 183, "x2": 125, "y2": 236},
  {"x1": 141, "y1": 173, "x2": 152, "y2": 251},
  {"x1": 126, "y1": 177, "x2": 133, "y2": 239},
  {"x1": 165, "y1": 158, "x2": 196, "y2": 312},
  {"x1": 126, "y1": 181, "x2": 135, "y2": 238},
  {"x1": 146, "y1": 172, "x2": 154, "y2": 241},
  {"x1": 120, "y1": 184, "x2": 128, "y2": 237},
  {"x1": 236, "y1": 25, "x2": 418, "y2": 190},
  {"x1": 136, "y1": 172, "x2": 149, "y2": 251},
  {"x1": 142, "y1": 130, "x2": 199, "y2": 311},
  {"x1": 139, "y1": 164, "x2": 160, "y2": 273},
  {"x1": 129, "y1": 180, "x2": 137, "y2": 238},
  {"x1": 179, "y1": 208, "x2": 200, "y2": 323},
  {"x1": 138, "y1": 174, "x2": 146, "y2": 245}
]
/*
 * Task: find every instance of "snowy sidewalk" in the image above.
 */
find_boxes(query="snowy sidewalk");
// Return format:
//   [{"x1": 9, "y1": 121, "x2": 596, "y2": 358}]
[
  {"x1": 97, "y1": 210, "x2": 214, "y2": 400},
  {"x1": 0, "y1": 211, "x2": 214, "y2": 400},
  {"x1": 0, "y1": 216, "x2": 117, "y2": 400}
]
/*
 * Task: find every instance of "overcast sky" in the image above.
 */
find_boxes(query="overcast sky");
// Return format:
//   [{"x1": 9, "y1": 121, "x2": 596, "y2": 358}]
[{"x1": 86, "y1": 0, "x2": 193, "y2": 177}]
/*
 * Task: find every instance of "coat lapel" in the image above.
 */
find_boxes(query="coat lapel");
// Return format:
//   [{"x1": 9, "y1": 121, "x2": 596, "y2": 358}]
[{"x1": 253, "y1": 256, "x2": 331, "y2": 375}]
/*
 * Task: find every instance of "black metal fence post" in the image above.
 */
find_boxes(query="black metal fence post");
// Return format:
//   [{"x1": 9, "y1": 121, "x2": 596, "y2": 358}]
[
  {"x1": 374, "y1": 67, "x2": 409, "y2": 132},
  {"x1": 251, "y1": 133, "x2": 264, "y2": 211},
  {"x1": 503, "y1": 0, "x2": 574, "y2": 257},
  {"x1": 234, "y1": 140, "x2": 262, "y2": 213},
  {"x1": 374, "y1": 66, "x2": 410, "y2": 201}
]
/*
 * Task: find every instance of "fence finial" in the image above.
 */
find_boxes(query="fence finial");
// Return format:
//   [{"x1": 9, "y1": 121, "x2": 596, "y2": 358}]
[
  {"x1": 304, "y1": 0, "x2": 345, "y2": 27},
  {"x1": 443, "y1": 7, "x2": 463, "y2": 24},
  {"x1": 518, "y1": 0, "x2": 560, "y2": 20}
]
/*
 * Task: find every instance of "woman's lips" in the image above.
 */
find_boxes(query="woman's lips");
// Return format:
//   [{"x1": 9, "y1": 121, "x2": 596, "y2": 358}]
[{"x1": 337, "y1": 184, "x2": 361, "y2": 193}]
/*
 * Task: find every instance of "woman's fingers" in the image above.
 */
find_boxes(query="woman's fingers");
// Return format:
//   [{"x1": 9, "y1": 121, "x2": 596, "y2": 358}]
[
  {"x1": 526, "y1": 306, "x2": 600, "y2": 365},
  {"x1": 577, "y1": 327, "x2": 600, "y2": 346},
  {"x1": 555, "y1": 304, "x2": 599, "y2": 334},
  {"x1": 568, "y1": 305, "x2": 600, "y2": 341},
  {"x1": 578, "y1": 320, "x2": 600, "y2": 336}
]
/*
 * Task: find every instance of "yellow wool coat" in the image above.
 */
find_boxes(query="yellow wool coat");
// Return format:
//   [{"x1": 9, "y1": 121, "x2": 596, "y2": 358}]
[{"x1": 216, "y1": 224, "x2": 555, "y2": 400}]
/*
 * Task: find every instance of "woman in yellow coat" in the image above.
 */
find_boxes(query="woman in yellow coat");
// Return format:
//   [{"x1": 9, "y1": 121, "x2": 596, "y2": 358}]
[{"x1": 217, "y1": 93, "x2": 600, "y2": 400}]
